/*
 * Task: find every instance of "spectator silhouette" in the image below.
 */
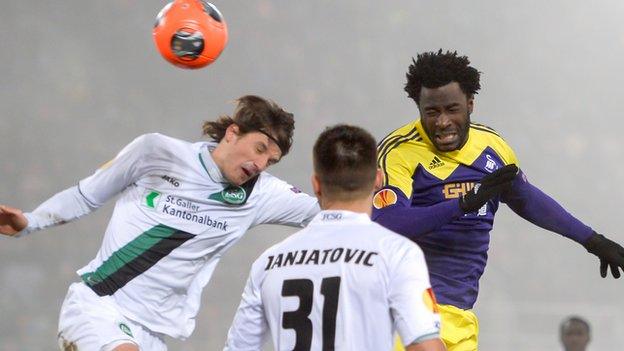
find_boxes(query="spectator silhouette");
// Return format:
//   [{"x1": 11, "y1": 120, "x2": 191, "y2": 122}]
[{"x1": 560, "y1": 316, "x2": 590, "y2": 351}]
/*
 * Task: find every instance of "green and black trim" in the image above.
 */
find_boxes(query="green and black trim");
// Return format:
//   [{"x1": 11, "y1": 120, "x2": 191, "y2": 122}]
[
  {"x1": 82, "y1": 224, "x2": 195, "y2": 296},
  {"x1": 208, "y1": 175, "x2": 259, "y2": 206},
  {"x1": 199, "y1": 152, "x2": 259, "y2": 206}
]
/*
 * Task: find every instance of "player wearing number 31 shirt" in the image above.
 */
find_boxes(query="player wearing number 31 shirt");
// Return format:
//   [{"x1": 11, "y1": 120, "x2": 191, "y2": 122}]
[{"x1": 224, "y1": 125, "x2": 446, "y2": 351}]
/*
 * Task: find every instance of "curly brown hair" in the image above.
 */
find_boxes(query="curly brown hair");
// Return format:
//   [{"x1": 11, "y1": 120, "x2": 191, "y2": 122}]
[{"x1": 202, "y1": 95, "x2": 295, "y2": 156}]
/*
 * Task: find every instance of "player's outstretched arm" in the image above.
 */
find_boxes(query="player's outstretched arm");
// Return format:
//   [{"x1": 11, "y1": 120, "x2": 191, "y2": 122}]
[
  {"x1": 374, "y1": 164, "x2": 518, "y2": 239},
  {"x1": 501, "y1": 169, "x2": 624, "y2": 278},
  {"x1": 0, "y1": 205, "x2": 28, "y2": 236},
  {"x1": 4, "y1": 186, "x2": 99, "y2": 237},
  {"x1": 4, "y1": 134, "x2": 167, "y2": 237},
  {"x1": 584, "y1": 233, "x2": 624, "y2": 278},
  {"x1": 406, "y1": 339, "x2": 447, "y2": 351}
]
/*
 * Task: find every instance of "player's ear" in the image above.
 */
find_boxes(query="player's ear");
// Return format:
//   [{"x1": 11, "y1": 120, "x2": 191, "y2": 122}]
[
  {"x1": 467, "y1": 95, "x2": 474, "y2": 115},
  {"x1": 224, "y1": 124, "x2": 240, "y2": 142},
  {"x1": 374, "y1": 168, "x2": 383, "y2": 192},
  {"x1": 311, "y1": 173, "x2": 322, "y2": 199}
]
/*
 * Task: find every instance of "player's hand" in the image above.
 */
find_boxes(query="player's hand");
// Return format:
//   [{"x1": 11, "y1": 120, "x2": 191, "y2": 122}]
[
  {"x1": 0, "y1": 205, "x2": 28, "y2": 236},
  {"x1": 459, "y1": 164, "x2": 519, "y2": 213},
  {"x1": 584, "y1": 232, "x2": 624, "y2": 278}
]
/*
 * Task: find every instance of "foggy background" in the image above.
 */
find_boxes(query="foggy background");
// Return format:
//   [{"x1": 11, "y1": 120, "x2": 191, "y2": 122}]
[{"x1": 1, "y1": 0, "x2": 623, "y2": 349}]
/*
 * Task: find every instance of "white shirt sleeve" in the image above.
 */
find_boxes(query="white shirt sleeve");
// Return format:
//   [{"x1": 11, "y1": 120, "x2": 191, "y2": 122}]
[
  {"x1": 19, "y1": 186, "x2": 96, "y2": 236},
  {"x1": 223, "y1": 260, "x2": 268, "y2": 351},
  {"x1": 252, "y1": 175, "x2": 319, "y2": 227},
  {"x1": 19, "y1": 134, "x2": 157, "y2": 236},
  {"x1": 78, "y1": 133, "x2": 158, "y2": 206},
  {"x1": 384, "y1": 236, "x2": 441, "y2": 345}
]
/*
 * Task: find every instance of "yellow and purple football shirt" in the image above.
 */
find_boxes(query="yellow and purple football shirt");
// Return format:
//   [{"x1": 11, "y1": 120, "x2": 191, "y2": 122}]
[{"x1": 373, "y1": 119, "x2": 593, "y2": 310}]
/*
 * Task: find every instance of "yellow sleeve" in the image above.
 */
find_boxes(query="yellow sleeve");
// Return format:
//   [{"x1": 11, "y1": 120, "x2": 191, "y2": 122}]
[
  {"x1": 380, "y1": 149, "x2": 417, "y2": 199},
  {"x1": 470, "y1": 123, "x2": 520, "y2": 167},
  {"x1": 491, "y1": 136, "x2": 520, "y2": 167}
]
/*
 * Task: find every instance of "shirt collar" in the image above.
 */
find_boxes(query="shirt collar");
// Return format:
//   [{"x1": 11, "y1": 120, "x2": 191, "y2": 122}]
[
  {"x1": 198, "y1": 142, "x2": 227, "y2": 183},
  {"x1": 309, "y1": 210, "x2": 371, "y2": 226}
]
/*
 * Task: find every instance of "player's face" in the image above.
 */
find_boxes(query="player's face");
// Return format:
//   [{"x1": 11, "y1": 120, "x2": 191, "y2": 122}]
[
  {"x1": 220, "y1": 127, "x2": 282, "y2": 185},
  {"x1": 419, "y1": 81, "x2": 473, "y2": 152},
  {"x1": 561, "y1": 322, "x2": 590, "y2": 351}
]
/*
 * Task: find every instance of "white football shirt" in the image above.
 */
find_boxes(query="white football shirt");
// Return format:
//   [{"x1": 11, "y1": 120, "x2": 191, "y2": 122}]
[
  {"x1": 224, "y1": 210, "x2": 440, "y2": 351},
  {"x1": 23, "y1": 133, "x2": 320, "y2": 339}
]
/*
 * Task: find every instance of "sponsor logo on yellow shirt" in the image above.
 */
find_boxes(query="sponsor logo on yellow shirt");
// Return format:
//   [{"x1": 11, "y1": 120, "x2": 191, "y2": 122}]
[{"x1": 442, "y1": 182, "x2": 475, "y2": 199}]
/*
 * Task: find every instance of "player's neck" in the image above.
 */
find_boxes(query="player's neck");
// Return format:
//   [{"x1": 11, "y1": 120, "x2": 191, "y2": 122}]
[
  {"x1": 210, "y1": 145, "x2": 225, "y2": 170},
  {"x1": 320, "y1": 197, "x2": 373, "y2": 217}
]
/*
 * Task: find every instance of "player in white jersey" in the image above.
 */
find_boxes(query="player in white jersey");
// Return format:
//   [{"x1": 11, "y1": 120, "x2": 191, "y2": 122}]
[
  {"x1": 224, "y1": 125, "x2": 446, "y2": 351},
  {"x1": 0, "y1": 95, "x2": 319, "y2": 351}
]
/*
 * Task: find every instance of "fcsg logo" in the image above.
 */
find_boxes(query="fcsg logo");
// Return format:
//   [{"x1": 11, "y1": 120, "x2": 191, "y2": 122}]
[{"x1": 322, "y1": 212, "x2": 343, "y2": 221}]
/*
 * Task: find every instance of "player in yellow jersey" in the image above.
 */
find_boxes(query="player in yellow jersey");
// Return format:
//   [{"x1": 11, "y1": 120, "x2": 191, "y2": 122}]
[{"x1": 374, "y1": 50, "x2": 624, "y2": 351}]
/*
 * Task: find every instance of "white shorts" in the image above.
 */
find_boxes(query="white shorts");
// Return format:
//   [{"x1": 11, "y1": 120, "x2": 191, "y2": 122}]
[{"x1": 57, "y1": 282, "x2": 167, "y2": 351}]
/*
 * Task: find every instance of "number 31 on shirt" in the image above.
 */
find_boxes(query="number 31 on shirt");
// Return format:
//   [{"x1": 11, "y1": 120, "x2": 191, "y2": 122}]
[{"x1": 281, "y1": 277, "x2": 341, "y2": 351}]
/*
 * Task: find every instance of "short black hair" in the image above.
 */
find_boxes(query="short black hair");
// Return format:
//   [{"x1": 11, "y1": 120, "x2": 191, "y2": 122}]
[
  {"x1": 313, "y1": 125, "x2": 377, "y2": 201},
  {"x1": 560, "y1": 316, "x2": 591, "y2": 335},
  {"x1": 405, "y1": 49, "x2": 481, "y2": 105},
  {"x1": 202, "y1": 95, "x2": 295, "y2": 156}
]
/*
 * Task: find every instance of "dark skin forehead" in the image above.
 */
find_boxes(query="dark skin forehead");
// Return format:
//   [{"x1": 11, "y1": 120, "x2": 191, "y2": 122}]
[
  {"x1": 562, "y1": 320, "x2": 590, "y2": 334},
  {"x1": 419, "y1": 81, "x2": 470, "y2": 109}
]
